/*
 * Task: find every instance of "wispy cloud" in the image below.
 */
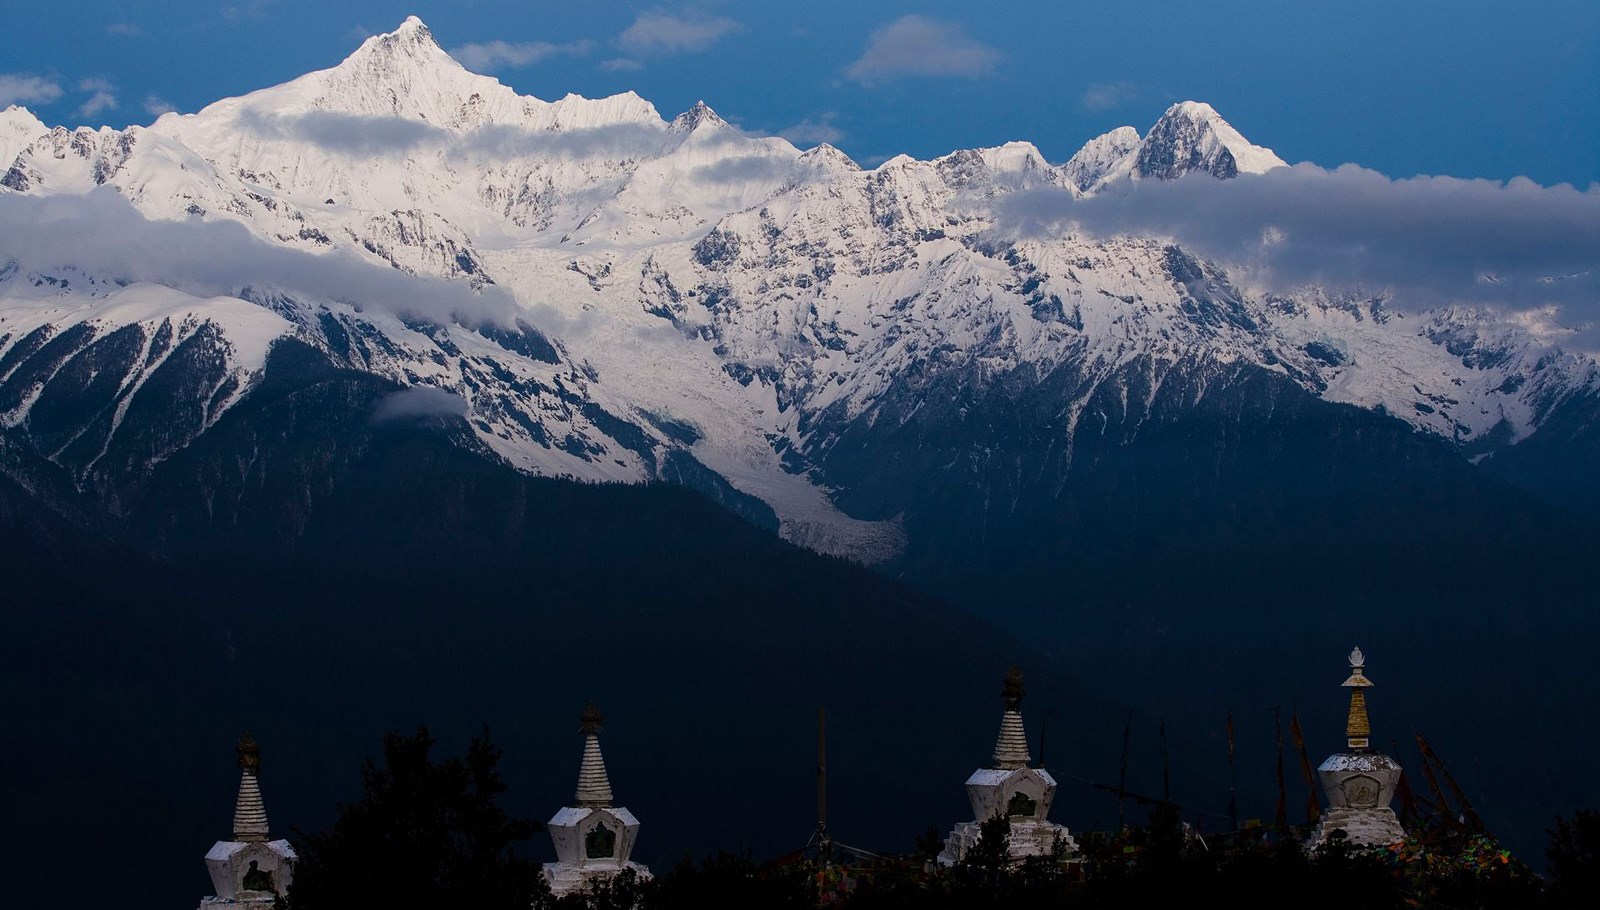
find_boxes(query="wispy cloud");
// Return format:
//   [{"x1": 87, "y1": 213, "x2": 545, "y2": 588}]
[
  {"x1": 221, "y1": 0, "x2": 276, "y2": 23},
  {"x1": 0, "y1": 74, "x2": 63, "y2": 107},
  {"x1": 77, "y1": 79, "x2": 118, "y2": 119},
  {"x1": 105, "y1": 23, "x2": 143, "y2": 37},
  {"x1": 1081, "y1": 82, "x2": 1141, "y2": 113},
  {"x1": 845, "y1": 15, "x2": 1001, "y2": 83},
  {"x1": 449, "y1": 39, "x2": 594, "y2": 72},
  {"x1": 778, "y1": 114, "x2": 845, "y2": 147},
  {"x1": 143, "y1": 95, "x2": 176, "y2": 117},
  {"x1": 618, "y1": 9, "x2": 740, "y2": 55},
  {"x1": 601, "y1": 58, "x2": 643, "y2": 73},
  {"x1": 993, "y1": 164, "x2": 1600, "y2": 324}
]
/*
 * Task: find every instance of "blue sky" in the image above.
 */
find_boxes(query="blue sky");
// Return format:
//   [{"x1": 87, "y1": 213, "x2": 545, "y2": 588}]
[{"x1": 3, "y1": 1, "x2": 1597, "y2": 185}]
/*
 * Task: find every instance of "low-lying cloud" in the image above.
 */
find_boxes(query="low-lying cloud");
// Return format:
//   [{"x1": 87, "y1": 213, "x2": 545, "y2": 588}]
[
  {"x1": 993, "y1": 163, "x2": 1600, "y2": 321},
  {"x1": 372, "y1": 387, "x2": 470, "y2": 424},
  {"x1": 0, "y1": 188, "x2": 519, "y2": 329},
  {"x1": 233, "y1": 109, "x2": 665, "y2": 161}
]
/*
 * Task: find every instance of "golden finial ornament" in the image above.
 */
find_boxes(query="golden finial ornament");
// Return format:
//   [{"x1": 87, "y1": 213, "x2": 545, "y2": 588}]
[
  {"x1": 580, "y1": 702, "x2": 605, "y2": 734},
  {"x1": 236, "y1": 732, "x2": 262, "y2": 773},
  {"x1": 1001, "y1": 665, "x2": 1025, "y2": 711},
  {"x1": 1341, "y1": 647, "x2": 1373, "y2": 750}
]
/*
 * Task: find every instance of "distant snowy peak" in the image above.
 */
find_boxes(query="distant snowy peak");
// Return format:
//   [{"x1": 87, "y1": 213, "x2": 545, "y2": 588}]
[
  {"x1": 1131, "y1": 101, "x2": 1286, "y2": 181},
  {"x1": 0, "y1": 106, "x2": 49, "y2": 174},
  {"x1": 669, "y1": 100, "x2": 726, "y2": 133},
  {"x1": 156, "y1": 17, "x2": 663, "y2": 144},
  {"x1": 1061, "y1": 126, "x2": 1140, "y2": 192}
]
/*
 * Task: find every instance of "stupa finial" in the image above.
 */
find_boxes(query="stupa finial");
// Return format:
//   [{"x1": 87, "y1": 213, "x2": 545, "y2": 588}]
[
  {"x1": 580, "y1": 702, "x2": 605, "y2": 735},
  {"x1": 1341, "y1": 647, "x2": 1373, "y2": 751},
  {"x1": 237, "y1": 732, "x2": 261, "y2": 772},
  {"x1": 1002, "y1": 665, "x2": 1025, "y2": 711}
]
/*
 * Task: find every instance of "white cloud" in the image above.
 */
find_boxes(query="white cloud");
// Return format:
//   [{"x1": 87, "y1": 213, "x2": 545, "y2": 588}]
[
  {"x1": 449, "y1": 39, "x2": 594, "y2": 72},
  {"x1": 601, "y1": 57, "x2": 644, "y2": 72},
  {"x1": 0, "y1": 74, "x2": 63, "y2": 107},
  {"x1": 778, "y1": 114, "x2": 845, "y2": 147},
  {"x1": 143, "y1": 95, "x2": 176, "y2": 117},
  {"x1": 1081, "y1": 82, "x2": 1140, "y2": 113},
  {"x1": 993, "y1": 164, "x2": 1600, "y2": 322},
  {"x1": 106, "y1": 23, "x2": 143, "y2": 37},
  {"x1": 0, "y1": 189, "x2": 520, "y2": 329},
  {"x1": 232, "y1": 108, "x2": 665, "y2": 162},
  {"x1": 77, "y1": 79, "x2": 118, "y2": 119},
  {"x1": 845, "y1": 15, "x2": 1001, "y2": 83},
  {"x1": 618, "y1": 9, "x2": 740, "y2": 55},
  {"x1": 372, "y1": 387, "x2": 470, "y2": 424}
]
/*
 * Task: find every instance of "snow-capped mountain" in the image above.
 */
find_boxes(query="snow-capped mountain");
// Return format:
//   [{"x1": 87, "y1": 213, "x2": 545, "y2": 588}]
[{"x1": 1, "y1": 17, "x2": 1594, "y2": 562}]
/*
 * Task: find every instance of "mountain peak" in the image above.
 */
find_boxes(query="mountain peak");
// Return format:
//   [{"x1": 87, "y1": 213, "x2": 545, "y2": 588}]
[
  {"x1": 1134, "y1": 101, "x2": 1285, "y2": 180},
  {"x1": 1062, "y1": 125, "x2": 1142, "y2": 192},
  {"x1": 1, "y1": 105, "x2": 49, "y2": 171},
  {"x1": 670, "y1": 100, "x2": 725, "y2": 133},
  {"x1": 348, "y1": 16, "x2": 450, "y2": 68}
]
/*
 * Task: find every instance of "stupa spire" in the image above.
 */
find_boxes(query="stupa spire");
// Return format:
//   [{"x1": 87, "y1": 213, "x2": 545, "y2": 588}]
[
  {"x1": 575, "y1": 703, "x2": 614, "y2": 808},
  {"x1": 1341, "y1": 647, "x2": 1374, "y2": 751},
  {"x1": 232, "y1": 733, "x2": 270, "y2": 842},
  {"x1": 992, "y1": 665, "x2": 1032, "y2": 770}
]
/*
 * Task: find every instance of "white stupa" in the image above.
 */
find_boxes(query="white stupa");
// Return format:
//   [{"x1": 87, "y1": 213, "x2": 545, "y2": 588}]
[
  {"x1": 1308, "y1": 647, "x2": 1408, "y2": 848},
  {"x1": 542, "y1": 704, "x2": 652, "y2": 897},
  {"x1": 199, "y1": 734, "x2": 297, "y2": 909},
  {"x1": 937, "y1": 667, "x2": 1078, "y2": 865}
]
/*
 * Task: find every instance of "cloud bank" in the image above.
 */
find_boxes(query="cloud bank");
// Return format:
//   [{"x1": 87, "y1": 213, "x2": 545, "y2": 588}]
[
  {"x1": 846, "y1": 16, "x2": 1001, "y2": 82},
  {"x1": 993, "y1": 164, "x2": 1600, "y2": 320},
  {"x1": 232, "y1": 109, "x2": 664, "y2": 161},
  {"x1": 0, "y1": 188, "x2": 518, "y2": 329}
]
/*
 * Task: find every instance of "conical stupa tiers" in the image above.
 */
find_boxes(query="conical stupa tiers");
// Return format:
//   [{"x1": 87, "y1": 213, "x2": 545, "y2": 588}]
[
  {"x1": 1342, "y1": 647, "x2": 1374, "y2": 750},
  {"x1": 233, "y1": 733, "x2": 270, "y2": 842},
  {"x1": 992, "y1": 666, "x2": 1032, "y2": 770},
  {"x1": 575, "y1": 703, "x2": 614, "y2": 808}
]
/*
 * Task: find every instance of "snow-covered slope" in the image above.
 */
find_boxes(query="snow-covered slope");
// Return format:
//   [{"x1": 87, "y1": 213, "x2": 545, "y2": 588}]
[{"x1": 1, "y1": 18, "x2": 1592, "y2": 560}]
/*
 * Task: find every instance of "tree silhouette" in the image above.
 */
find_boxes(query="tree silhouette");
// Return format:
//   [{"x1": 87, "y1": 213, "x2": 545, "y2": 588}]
[{"x1": 285, "y1": 726, "x2": 542, "y2": 910}]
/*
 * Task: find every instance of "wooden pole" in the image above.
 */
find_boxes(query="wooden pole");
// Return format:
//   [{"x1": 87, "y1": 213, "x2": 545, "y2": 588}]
[
  {"x1": 1273, "y1": 707, "x2": 1288, "y2": 830},
  {"x1": 1290, "y1": 713, "x2": 1320, "y2": 824}
]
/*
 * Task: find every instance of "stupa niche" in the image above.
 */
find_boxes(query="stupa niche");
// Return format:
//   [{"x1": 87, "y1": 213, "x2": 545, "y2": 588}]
[
  {"x1": 200, "y1": 734, "x2": 296, "y2": 910},
  {"x1": 1308, "y1": 648, "x2": 1408, "y2": 848},
  {"x1": 543, "y1": 704, "x2": 652, "y2": 897},
  {"x1": 937, "y1": 667, "x2": 1078, "y2": 865}
]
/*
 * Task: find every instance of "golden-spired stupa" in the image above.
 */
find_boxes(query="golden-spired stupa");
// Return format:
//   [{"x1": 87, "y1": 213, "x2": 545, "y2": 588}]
[{"x1": 1307, "y1": 648, "x2": 1408, "y2": 848}]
